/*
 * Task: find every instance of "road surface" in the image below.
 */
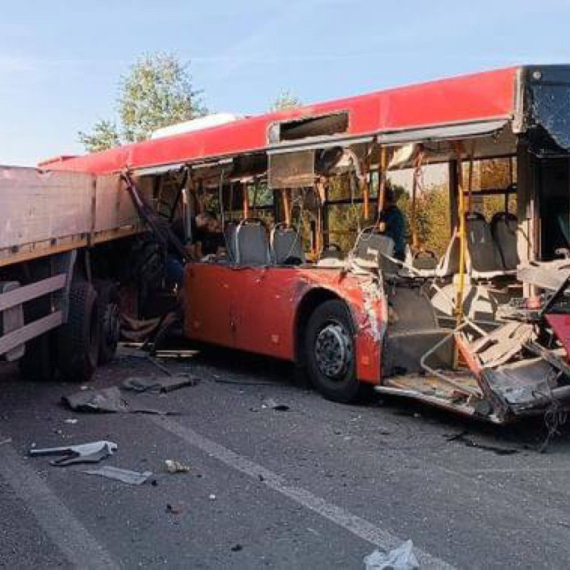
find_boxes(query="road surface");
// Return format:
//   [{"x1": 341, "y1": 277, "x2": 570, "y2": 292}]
[{"x1": 1, "y1": 345, "x2": 569, "y2": 568}]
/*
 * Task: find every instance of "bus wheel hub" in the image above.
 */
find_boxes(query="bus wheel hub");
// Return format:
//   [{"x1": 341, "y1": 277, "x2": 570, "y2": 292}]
[{"x1": 315, "y1": 324, "x2": 351, "y2": 379}]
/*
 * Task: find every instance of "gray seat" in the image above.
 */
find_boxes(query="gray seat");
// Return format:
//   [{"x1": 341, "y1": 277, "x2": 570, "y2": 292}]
[
  {"x1": 351, "y1": 227, "x2": 397, "y2": 273},
  {"x1": 270, "y1": 225, "x2": 305, "y2": 265},
  {"x1": 235, "y1": 219, "x2": 271, "y2": 265},
  {"x1": 435, "y1": 231, "x2": 460, "y2": 278},
  {"x1": 224, "y1": 222, "x2": 238, "y2": 262},
  {"x1": 491, "y1": 212, "x2": 519, "y2": 270},
  {"x1": 466, "y1": 213, "x2": 506, "y2": 278}
]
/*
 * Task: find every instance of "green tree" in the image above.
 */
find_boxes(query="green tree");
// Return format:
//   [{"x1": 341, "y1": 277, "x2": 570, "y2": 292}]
[
  {"x1": 270, "y1": 90, "x2": 302, "y2": 112},
  {"x1": 78, "y1": 52, "x2": 207, "y2": 152}
]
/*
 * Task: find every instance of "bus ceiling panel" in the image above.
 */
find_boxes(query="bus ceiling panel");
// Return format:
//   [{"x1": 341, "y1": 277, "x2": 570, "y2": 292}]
[
  {"x1": 268, "y1": 150, "x2": 315, "y2": 190},
  {"x1": 376, "y1": 119, "x2": 510, "y2": 146}
]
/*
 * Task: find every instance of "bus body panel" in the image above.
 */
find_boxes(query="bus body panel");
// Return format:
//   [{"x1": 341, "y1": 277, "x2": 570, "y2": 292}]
[{"x1": 184, "y1": 263, "x2": 384, "y2": 383}]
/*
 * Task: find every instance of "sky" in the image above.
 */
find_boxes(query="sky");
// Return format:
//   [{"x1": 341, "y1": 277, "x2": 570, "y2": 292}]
[{"x1": 1, "y1": 0, "x2": 569, "y2": 166}]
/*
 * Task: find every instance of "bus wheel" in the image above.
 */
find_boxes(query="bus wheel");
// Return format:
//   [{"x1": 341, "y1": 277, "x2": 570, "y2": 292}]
[
  {"x1": 305, "y1": 299, "x2": 363, "y2": 404},
  {"x1": 57, "y1": 281, "x2": 100, "y2": 383},
  {"x1": 93, "y1": 279, "x2": 120, "y2": 365}
]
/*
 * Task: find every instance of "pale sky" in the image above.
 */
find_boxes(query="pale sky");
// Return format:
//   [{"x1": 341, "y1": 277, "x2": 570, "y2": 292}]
[{"x1": 1, "y1": 0, "x2": 569, "y2": 166}]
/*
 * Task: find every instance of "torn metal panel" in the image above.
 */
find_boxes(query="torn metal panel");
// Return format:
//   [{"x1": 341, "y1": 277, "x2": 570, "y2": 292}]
[{"x1": 268, "y1": 150, "x2": 315, "y2": 189}]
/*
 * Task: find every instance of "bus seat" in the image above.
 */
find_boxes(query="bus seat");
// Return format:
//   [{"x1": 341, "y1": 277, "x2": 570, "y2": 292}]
[
  {"x1": 270, "y1": 225, "x2": 305, "y2": 265},
  {"x1": 466, "y1": 213, "x2": 506, "y2": 278},
  {"x1": 351, "y1": 227, "x2": 398, "y2": 273},
  {"x1": 435, "y1": 231, "x2": 460, "y2": 278},
  {"x1": 224, "y1": 221, "x2": 238, "y2": 262},
  {"x1": 235, "y1": 219, "x2": 271, "y2": 265},
  {"x1": 491, "y1": 212, "x2": 519, "y2": 270}
]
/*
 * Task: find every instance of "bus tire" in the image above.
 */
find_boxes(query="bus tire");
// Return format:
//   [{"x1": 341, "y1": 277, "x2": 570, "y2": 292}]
[
  {"x1": 93, "y1": 279, "x2": 120, "y2": 365},
  {"x1": 57, "y1": 281, "x2": 100, "y2": 383},
  {"x1": 304, "y1": 299, "x2": 364, "y2": 404},
  {"x1": 19, "y1": 333, "x2": 57, "y2": 382}
]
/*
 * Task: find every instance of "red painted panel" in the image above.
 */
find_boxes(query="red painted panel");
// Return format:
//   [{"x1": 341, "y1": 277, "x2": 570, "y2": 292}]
[
  {"x1": 546, "y1": 314, "x2": 570, "y2": 359},
  {"x1": 44, "y1": 67, "x2": 518, "y2": 175},
  {"x1": 183, "y1": 262, "x2": 384, "y2": 384}
]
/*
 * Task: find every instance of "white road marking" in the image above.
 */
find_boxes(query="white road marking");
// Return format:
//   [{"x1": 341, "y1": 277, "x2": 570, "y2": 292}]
[
  {"x1": 0, "y1": 442, "x2": 118, "y2": 570},
  {"x1": 152, "y1": 416, "x2": 455, "y2": 569}
]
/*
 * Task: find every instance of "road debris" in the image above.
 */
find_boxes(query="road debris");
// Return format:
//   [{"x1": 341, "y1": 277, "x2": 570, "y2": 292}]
[
  {"x1": 261, "y1": 397, "x2": 290, "y2": 412},
  {"x1": 166, "y1": 503, "x2": 183, "y2": 515},
  {"x1": 64, "y1": 419, "x2": 78, "y2": 424},
  {"x1": 123, "y1": 374, "x2": 199, "y2": 394},
  {"x1": 445, "y1": 431, "x2": 519, "y2": 456},
  {"x1": 0, "y1": 437, "x2": 12, "y2": 447},
  {"x1": 208, "y1": 494, "x2": 217, "y2": 501},
  {"x1": 231, "y1": 544, "x2": 243, "y2": 552},
  {"x1": 165, "y1": 459, "x2": 190, "y2": 473},
  {"x1": 82, "y1": 466, "x2": 153, "y2": 485},
  {"x1": 29, "y1": 440, "x2": 118, "y2": 466},
  {"x1": 62, "y1": 386, "x2": 171, "y2": 415},
  {"x1": 364, "y1": 540, "x2": 419, "y2": 570}
]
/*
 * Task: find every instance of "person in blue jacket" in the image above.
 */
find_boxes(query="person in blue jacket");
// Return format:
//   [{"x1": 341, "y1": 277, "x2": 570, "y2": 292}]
[{"x1": 379, "y1": 186, "x2": 407, "y2": 261}]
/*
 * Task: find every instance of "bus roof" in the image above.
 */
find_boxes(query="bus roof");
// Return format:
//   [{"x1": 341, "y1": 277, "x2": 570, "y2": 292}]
[{"x1": 41, "y1": 67, "x2": 519, "y2": 175}]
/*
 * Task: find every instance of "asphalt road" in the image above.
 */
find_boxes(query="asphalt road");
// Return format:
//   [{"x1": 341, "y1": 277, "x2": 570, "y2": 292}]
[{"x1": 1, "y1": 345, "x2": 570, "y2": 569}]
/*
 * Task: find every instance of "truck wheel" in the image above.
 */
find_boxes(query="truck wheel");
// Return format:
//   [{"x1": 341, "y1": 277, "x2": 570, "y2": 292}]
[
  {"x1": 305, "y1": 299, "x2": 365, "y2": 404},
  {"x1": 19, "y1": 333, "x2": 57, "y2": 382},
  {"x1": 93, "y1": 279, "x2": 120, "y2": 365},
  {"x1": 57, "y1": 281, "x2": 100, "y2": 383}
]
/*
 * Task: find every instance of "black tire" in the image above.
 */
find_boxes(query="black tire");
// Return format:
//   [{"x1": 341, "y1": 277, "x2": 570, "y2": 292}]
[
  {"x1": 57, "y1": 281, "x2": 100, "y2": 383},
  {"x1": 19, "y1": 333, "x2": 57, "y2": 382},
  {"x1": 19, "y1": 280, "x2": 57, "y2": 382},
  {"x1": 305, "y1": 299, "x2": 366, "y2": 404},
  {"x1": 93, "y1": 279, "x2": 120, "y2": 365}
]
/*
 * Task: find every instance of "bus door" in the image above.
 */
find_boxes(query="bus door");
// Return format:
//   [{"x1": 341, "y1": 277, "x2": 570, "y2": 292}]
[{"x1": 185, "y1": 263, "x2": 235, "y2": 348}]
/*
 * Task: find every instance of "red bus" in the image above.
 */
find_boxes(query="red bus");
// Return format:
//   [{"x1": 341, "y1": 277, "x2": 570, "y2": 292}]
[{"x1": 45, "y1": 65, "x2": 570, "y2": 424}]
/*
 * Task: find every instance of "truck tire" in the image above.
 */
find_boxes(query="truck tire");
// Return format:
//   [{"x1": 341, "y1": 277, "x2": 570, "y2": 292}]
[
  {"x1": 93, "y1": 279, "x2": 120, "y2": 365},
  {"x1": 19, "y1": 333, "x2": 57, "y2": 382},
  {"x1": 57, "y1": 281, "x2": 100, "y2": 383},
  {"x1": 304, "y1": 299, "x2": 365, "y2": 404}
]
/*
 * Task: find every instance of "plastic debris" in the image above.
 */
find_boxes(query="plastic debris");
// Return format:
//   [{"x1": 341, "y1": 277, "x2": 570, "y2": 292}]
[
  {"x1": 261, "y1": 398, "x2": 290, "y2": 412},
  {"x1": 82, "y1": 466, "x2": 153, "y2": 485},
  {"x1": 29, "y1": 441, "x2": 118, "y2": 467},
  {"x1": 165, "y1": 459, "x2": 190, "y2": 473},
  {"x1": 208, "y1": 494, "x2": 216, "y2": 501},
  {"x1": 123, "y1": 374, "x2": 199, "y2": 393},
  {"x1": 364, "y1": 541, "x2": 419, "y2": 570},
  {"x1": 65, "y1": 419, "x2": 78, "y2": 424},
  {"x1": 62, "y1": 386, "x2": 170, "y2": 415}
]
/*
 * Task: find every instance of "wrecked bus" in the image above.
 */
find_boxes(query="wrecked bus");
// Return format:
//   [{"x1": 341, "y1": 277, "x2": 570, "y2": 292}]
[{"x1": 43, "y1": 65, "x2": 570, "y2": 424}]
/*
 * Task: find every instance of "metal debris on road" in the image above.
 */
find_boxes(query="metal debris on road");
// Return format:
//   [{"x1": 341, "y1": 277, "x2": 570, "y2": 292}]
[
  {"x1": 164, "y1": 459, "x2": 190, "y2": 473},
  {"x1": 364, "y1": 540, "x2": 419, "y2": 570},
  {"x1": 62, "y1": 386, "x2": 171, "y2": 415},
  {"x1": 123, "y1": 374, "x2": 199, "y2": 394},
  {"x1": 82, "y1": 466, "x2": 153, "y2": 485},
  {"x1": 262, "y1": 397, "x2": 290, "y2": 412},
  {"x1": 29, "y1": 441, "x2": 118, "y2": 466}
]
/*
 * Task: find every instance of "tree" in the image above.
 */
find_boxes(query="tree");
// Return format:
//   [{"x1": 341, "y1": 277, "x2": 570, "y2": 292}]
[
  {"x1": 78, "y1": 52, "x2": 206, "y2": 152},
  {"x1": 270, "y1": 90, "x2": 302, "y2": 112}
]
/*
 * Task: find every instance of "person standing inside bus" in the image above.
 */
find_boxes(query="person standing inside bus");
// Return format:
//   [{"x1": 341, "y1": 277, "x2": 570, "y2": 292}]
[{"x1": 379, "y1": 186, "x2": 407, "y2": 261}]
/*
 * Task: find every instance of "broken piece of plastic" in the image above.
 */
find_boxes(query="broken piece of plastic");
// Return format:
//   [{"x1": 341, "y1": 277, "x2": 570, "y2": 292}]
[
  {"x1": 29, "y1": 440, "x2": 118, "y2": 466},
  {"x1": 82, "y1": 466, "x2": 152, "y2": 485},
  {"x1": 122, "y1": 374, "x2": 199, "y2": 393},
  {"x1": 164, "y1": 459, "x2": 190, "y2": 473},
  {"x1": 364, "y1": 540, "x2": 419, "y2": 570}
]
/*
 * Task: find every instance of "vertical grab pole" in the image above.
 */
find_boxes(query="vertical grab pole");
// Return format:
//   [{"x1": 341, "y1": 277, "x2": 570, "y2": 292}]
[
  {"x1": 377, "y1": 146, "x2": 389, "y2": 222},
  {"x1": 282, "y1": 189, "x2": 292, "y2": 226},
  {"x1": 242, "y1": 182, "x2": 250, "y2": 219},
  {"x1": 453, "y1": 144, "x2": 467, "y2": 368}
]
